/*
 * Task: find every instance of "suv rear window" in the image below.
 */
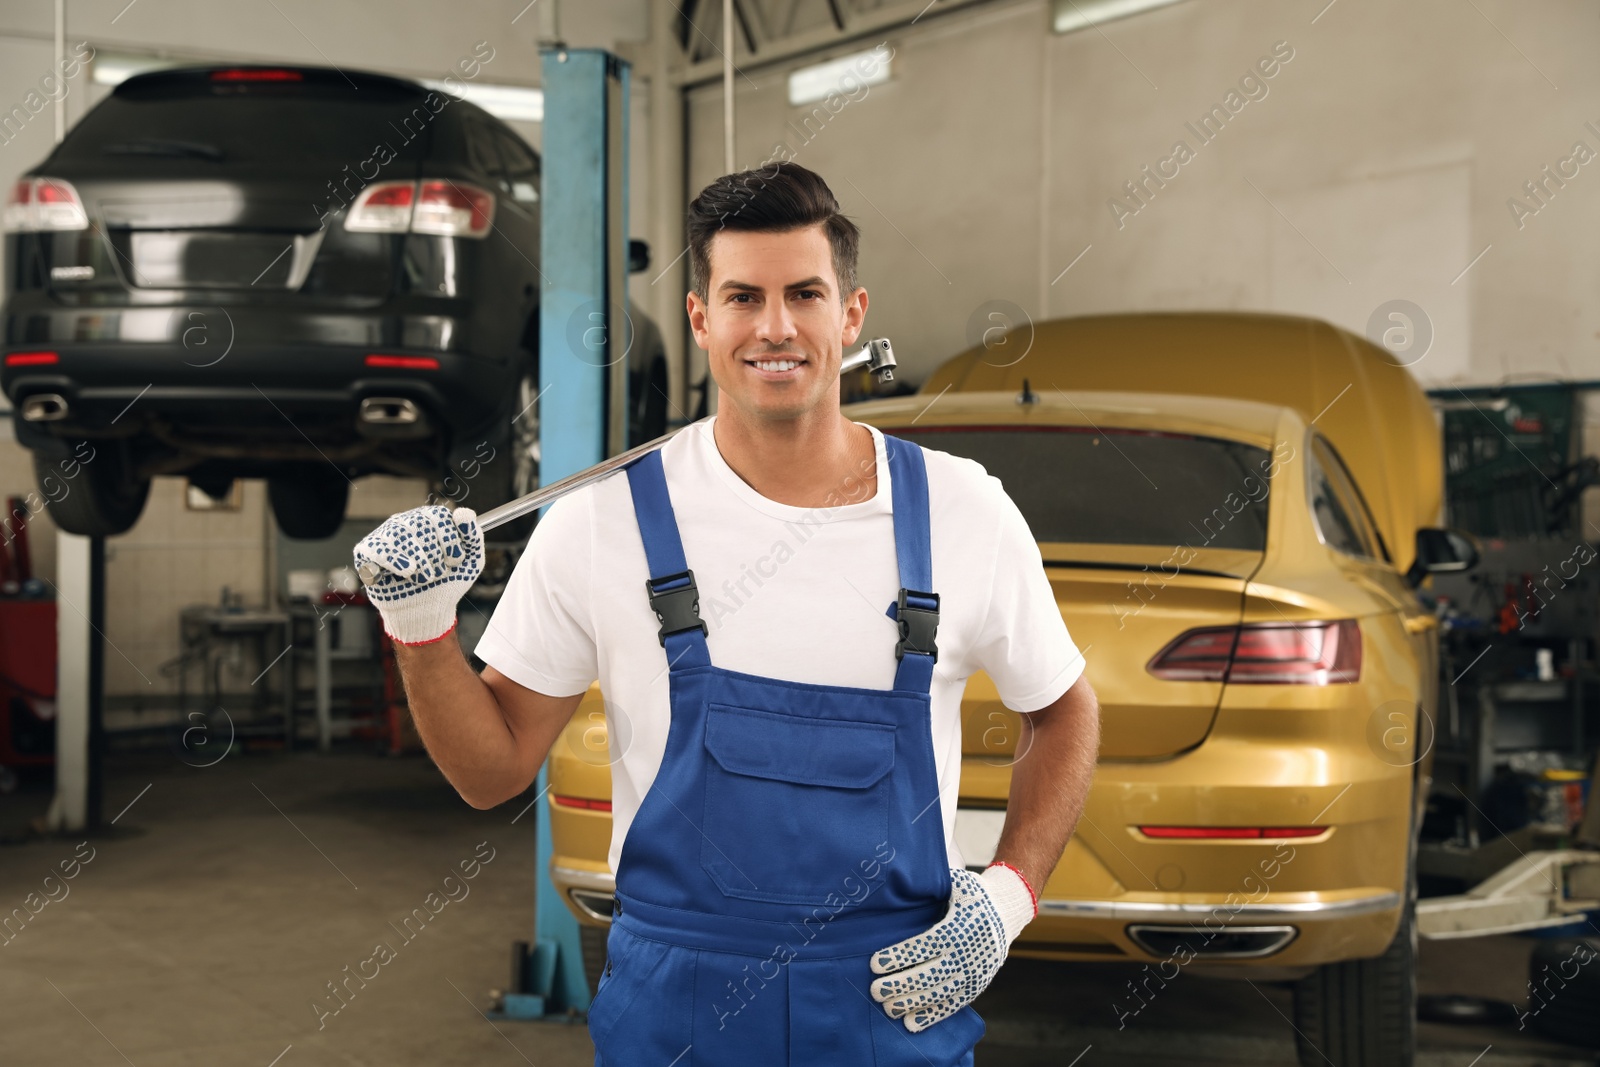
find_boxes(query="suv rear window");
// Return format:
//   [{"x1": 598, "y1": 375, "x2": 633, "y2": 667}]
[
  {"x1": 887, "y1": 425, "x2": 1273, "y2": 550},
  {"x1": 52, "y1": 68, "x2": 437, "y2": 167}
]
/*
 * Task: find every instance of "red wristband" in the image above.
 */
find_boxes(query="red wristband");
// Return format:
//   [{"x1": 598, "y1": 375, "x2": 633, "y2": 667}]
[
  {"x1": 389, "y1": 619, "x2": 460, "y2": 647},
  {"x1": 987, "y1": 859, "x2": 1038, "y2": 917}
]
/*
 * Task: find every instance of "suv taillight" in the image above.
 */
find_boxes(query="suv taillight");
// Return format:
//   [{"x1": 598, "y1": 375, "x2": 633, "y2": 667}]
[
  {"x1": 1147, "y1": 619, "x2": 1361, "y2": 685},
  {"x1": 4, "y1": 177, "x2": 88, "y2": 233},
  {"x1": 345, "y1": 179, "x2": 495, "y2": 238},
  {"x1": 413, "y1": 180, "x2": 494, "y2": 237},
  {"x1": 346, "y1": 180, "x2": 415, "y2": 233}
]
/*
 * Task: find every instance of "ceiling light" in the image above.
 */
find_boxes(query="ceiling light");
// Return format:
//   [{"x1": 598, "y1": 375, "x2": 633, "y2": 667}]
[
  {"x1": 787, "y1": 46, "x2": 891, "y2": 108},
  {"x1": 1052, "y1": 0, "x2": 1188, "y2": 35}
]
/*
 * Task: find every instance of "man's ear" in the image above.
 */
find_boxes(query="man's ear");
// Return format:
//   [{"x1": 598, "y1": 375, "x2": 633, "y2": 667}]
[
  {"x1": 840, "y1": 286, "x2": 868, "y2": 348},
  {"x1": 687, "y1": 291, "x2": 710, "y2": 351}
]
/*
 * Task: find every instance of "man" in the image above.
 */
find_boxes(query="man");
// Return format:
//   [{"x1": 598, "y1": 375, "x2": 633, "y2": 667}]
[{"x1": 354, "y1": 162, "x2": 1100, "y2": 1065}]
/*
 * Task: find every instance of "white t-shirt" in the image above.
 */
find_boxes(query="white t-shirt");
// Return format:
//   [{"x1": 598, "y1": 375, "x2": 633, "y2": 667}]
[{"x1": 475, "y1": 414, "x2": 1086, "y2": 875}]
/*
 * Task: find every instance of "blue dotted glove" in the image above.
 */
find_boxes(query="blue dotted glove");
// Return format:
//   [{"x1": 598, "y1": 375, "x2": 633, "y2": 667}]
[
  {"x1": 868, "y1": 865, "x2": 1036, "y2": 1032},
  {"x1": 353, "y1": 505, "x2": 483, "y2": 645}
]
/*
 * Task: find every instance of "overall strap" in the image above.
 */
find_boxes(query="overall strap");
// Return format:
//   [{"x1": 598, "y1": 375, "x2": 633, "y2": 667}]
[
  {"x1": 884, "y1": 434, "x2": 939, "y2": 694},
  {"x1": 624, "y1": 449, "x2": 712, "y2": 671}
]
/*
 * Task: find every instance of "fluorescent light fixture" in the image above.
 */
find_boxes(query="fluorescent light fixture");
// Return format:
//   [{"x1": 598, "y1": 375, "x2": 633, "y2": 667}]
[
  {"x1": 1052, "y1": 0, "x2": 1187, "y2": 34},
  {"x1": 787, "y1": 46, "x2": 891, "y2": 108},
  {"x1": 422, "y1": 80, "x2": 543, "y2": 122}
]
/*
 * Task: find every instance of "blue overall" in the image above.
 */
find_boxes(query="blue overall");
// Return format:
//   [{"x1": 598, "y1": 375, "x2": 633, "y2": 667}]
[{"x1": 587, "y1": 434, "x2": 984, "y2": 1066}]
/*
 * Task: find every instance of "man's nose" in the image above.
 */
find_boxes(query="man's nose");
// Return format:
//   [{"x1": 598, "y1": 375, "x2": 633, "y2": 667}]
[{"x1": 753, "y1": 298, "x2": 798, "y2": 346}]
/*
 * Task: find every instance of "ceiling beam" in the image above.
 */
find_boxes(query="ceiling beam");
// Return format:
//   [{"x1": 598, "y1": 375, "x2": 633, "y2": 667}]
[
  {"x1": 670, "y1": 0, "x2": 1002, "y2": 87},
  {"x1": 731, "y1": 0, "x2": 761, "y2": 53},
  {"x1": 675, "y1": 0, "x2": 701, "y2": 52}
]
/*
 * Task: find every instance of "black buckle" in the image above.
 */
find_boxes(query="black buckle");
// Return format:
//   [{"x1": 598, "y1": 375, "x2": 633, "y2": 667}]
[
  {"x1": 895, "y1": 588, "x2": 940, "y2": 663},
  {"x1": 645, "y1": 569, "x2": 709, "y2": 647}
]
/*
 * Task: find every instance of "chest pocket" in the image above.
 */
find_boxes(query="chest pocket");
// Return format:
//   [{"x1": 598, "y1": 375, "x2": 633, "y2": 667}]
[{"x1": 700, "y1": 704, "x2": 896, "y2": 906}]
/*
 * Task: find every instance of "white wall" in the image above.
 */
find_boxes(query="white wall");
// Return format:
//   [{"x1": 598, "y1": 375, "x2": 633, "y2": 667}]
[{"x1": 685, "y1": 0, "x2": 1600, "y2": 389}]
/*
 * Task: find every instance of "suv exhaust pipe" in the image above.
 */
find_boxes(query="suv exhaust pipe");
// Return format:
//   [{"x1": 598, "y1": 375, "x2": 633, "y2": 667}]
[
  {"x1": 359, "y1": 397, "x2": 421, "y2": 425},
  {"x1": 21, "y1": 394, "x2": 69, "y2": 422},
  {"x1": 356, "y1": 396, "x2": 429, "y2": 441}
]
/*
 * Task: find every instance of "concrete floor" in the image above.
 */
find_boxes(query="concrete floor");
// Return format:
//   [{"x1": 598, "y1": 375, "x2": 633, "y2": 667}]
[{"x1": 3, "y1": 746, "x2": 1596, "y2": 1067}]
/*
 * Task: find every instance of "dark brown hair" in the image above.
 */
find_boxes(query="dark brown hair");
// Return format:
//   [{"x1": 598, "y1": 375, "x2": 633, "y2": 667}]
[{"x1": 686, "y1": 161, "x2": 860, "y2": 308}]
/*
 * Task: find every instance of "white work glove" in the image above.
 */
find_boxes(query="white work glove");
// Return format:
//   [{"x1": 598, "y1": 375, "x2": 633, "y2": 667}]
[
  {"x1": 352, "y1": 505, "x2": 483, "y2": 645},
  {"x1": 869, "y1": 863, "x2": 1037, "y2": 1032}
]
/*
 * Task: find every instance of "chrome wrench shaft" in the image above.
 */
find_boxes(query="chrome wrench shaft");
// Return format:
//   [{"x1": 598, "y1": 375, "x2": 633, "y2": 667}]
[{"x1": 474, "y1": 337, "x2": 897, "y2": 534}]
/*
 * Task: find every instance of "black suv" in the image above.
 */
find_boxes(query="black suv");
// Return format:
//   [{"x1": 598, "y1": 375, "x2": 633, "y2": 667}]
[{"x1": 2, "y1": 64, "x2": 667, "y2": 540}]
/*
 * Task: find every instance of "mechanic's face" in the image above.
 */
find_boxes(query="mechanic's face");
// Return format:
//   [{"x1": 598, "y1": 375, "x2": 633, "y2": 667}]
[{"x1": 689, "y1": 223, "x2": 866, "y2": 425}]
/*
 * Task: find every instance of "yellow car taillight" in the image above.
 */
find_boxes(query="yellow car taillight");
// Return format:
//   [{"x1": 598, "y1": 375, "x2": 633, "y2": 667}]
[{"x1": 1147, "y1": 619, "x2": 1361, "y2": 685}]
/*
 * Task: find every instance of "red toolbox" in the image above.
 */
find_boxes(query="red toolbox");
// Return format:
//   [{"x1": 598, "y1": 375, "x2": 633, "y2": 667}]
[{"x1": 0, "y1": 599, "x2": 57, "y2": 767}]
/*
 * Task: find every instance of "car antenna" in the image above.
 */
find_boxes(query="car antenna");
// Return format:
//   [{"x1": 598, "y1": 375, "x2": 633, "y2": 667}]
[{"x1": 1017, "y1": 378, "x2": 1039, "y2": 405}]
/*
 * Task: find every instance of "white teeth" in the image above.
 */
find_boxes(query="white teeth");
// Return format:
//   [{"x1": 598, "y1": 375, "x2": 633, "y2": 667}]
[{"x1": 752, "y1": 360, "x2": 799, "y2": 372}]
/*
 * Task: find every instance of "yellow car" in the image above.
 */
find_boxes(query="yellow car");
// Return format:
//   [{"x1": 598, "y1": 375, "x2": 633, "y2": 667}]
[{"x1": 546, "y1": 312, "x2": 1475, "y2": 1067}]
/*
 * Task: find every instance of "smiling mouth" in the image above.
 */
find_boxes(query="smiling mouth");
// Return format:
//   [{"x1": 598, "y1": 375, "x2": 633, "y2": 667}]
[{"x1": 745, "y1": 356, "x2": 807, "y2": 374}]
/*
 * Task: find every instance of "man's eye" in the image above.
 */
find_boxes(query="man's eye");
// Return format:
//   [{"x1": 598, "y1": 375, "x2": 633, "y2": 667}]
[{"x1": 795, "y1": 290, "x2": 820, "y2": 300}]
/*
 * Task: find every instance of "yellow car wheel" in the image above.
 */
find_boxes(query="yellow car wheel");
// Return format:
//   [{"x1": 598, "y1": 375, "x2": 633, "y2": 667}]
[
  {"x1": 580, "y1": 923, "x2": 609, "y2": 999},
  {"x1": 1291, "y1": 872, "x2": 1417, "y2": 1067},
  {"x1": 1525, "y1": 938, "x2": 1600, "y2": 1047}
]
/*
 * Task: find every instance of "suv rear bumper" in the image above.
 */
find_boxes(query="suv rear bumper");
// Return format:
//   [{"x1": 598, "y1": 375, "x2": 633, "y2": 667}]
[{"x1": 4, "y1": 341, "x2": 512, "y2": 476}]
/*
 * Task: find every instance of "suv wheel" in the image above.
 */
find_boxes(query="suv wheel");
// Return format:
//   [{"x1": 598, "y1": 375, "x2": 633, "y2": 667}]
[
  {"x1": 510, "y1": 370, "x2": 539, "y2": 496},
  {"x1": 628, "y1": 347, "x2": 669, "y2": 448},
  {"x1": 36, "y1": 441, "x2": 150, "y2": 537},
  {"x1": 476, "y1": 368, "x2": 540, "y2": 545},
  {"x1": 268, "y1": 466, "x2": 350, "y2": 540},
  {"x1": 467, "y1": 544, "x2": 519, "y2": 601},
  {"x1": 1291, "y1": 872, "x2": 1417, "y2": 1067}
]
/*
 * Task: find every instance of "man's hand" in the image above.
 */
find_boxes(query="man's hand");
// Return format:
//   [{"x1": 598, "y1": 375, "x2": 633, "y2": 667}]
[
  {"x1": 353, "y1": 505, "x2": 483, "y2": 645},
  {"x1": 868, "y1": 862, "x2": 1037, "y2": 1032}
]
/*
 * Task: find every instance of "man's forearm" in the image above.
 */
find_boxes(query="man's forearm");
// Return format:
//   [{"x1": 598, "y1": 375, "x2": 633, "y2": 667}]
[
  {"x1": 991, "y1": 675, "x2": 1101, "y2": 898},
  {"x1": 392, "y1": 637, "x2": 530, "y2": 809}
]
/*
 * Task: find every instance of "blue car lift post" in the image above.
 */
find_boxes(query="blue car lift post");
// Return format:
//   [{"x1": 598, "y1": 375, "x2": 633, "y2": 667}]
[{"x1": 498, "y1": 45, "x2": 631, "y2": 1021}]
